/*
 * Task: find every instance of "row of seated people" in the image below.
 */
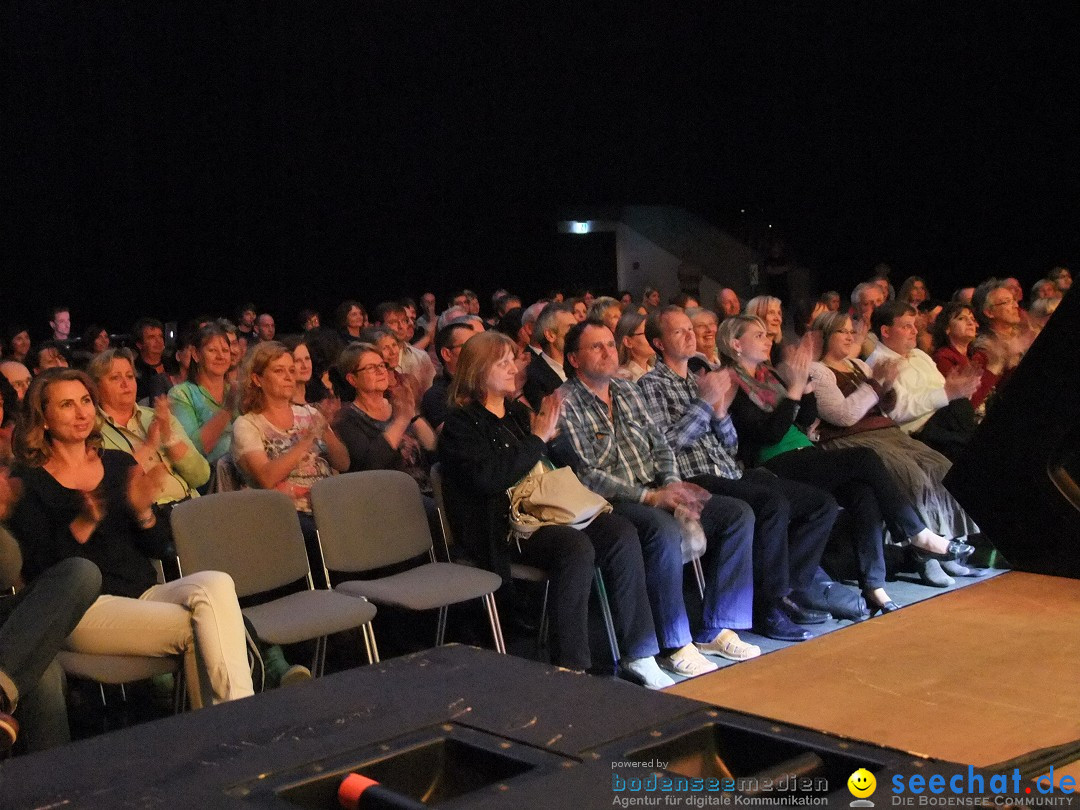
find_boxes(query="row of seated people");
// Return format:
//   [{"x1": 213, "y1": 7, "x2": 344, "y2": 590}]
[{"x1": 0, "y1": 268, "x2": 1068, "y2": 759}]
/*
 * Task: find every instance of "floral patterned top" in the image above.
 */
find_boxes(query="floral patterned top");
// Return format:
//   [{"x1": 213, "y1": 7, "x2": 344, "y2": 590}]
[{"x1": 232, "y1": 404, "x2": 334, "y2": 512}]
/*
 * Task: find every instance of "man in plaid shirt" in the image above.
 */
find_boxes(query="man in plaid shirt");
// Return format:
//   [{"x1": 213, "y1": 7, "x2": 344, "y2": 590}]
[
  {"x1": 554, "y1": 320, "x2": 762, "y2": 677},
  {"x1": 639, "y1": 307, "x2": 839, "y2": 642}
]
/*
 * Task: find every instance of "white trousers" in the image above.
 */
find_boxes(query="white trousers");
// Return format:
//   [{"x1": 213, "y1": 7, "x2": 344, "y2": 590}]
[{"x1": 66, "y1": 571, "x2": 255, "y2": 709}]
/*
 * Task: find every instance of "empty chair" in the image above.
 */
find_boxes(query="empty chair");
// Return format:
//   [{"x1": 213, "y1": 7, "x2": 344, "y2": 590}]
[
  {"x1": 310, "y1": 470, "x2": 506, "y2": 655},
  {"x1": 170, "y1": 489, "x2": 378, "y2": 673}
]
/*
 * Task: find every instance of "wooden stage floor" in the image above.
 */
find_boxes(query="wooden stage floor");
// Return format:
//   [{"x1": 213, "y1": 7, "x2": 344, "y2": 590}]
[{"x1": 669, "y1": 571, "x2": 1080, "y2": 772}]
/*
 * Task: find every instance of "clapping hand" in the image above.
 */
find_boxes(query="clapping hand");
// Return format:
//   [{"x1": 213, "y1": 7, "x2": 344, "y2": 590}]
[
  {"x1": 127, "y1": 464, "x2": 168, "y2": 519},
  {"x1": 530, "y1": 390, "x2": 563, "y2": 443}
]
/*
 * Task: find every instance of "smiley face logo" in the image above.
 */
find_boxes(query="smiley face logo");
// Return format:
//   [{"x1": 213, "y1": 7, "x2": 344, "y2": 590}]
[{"x1": 848, "y1": 768, "x2": 877, "y2": 799}]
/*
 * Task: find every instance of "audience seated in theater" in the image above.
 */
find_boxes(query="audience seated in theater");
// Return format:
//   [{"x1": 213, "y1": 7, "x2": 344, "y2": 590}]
[
  {"x1": 719, "y1": 314, "x2": 967, "y2": 612},
  {"x1": 808, "y1": 311, "x2": 977, "y2": 586},
  {"x1": 819, "y1": 291, "x2": 841, "y2": 313},
  {"x1": 47, "y1": 306, "x2": 71, "y2": 347},
  {"x1": 3, "y1": 326, "x2": 31, "y2": 365},
  {"x1": 376, "y1": 301, "x2": 436, "y2": 394},
  {"x1": 421, "y1": 322, "x2": 478, "y2": 430},
  {"x1": 281, "y1": 335, "x2": 314, "y2": 406},
  {"x1": 971, "y1": 279, "x2": 1032, "y2": 387},
  {"x1": 686, "y1": 307, "x2": 721, "y2": 370},
  {"x1": 638, "y1": 308, "x2": 837, "y2": 640},
  {"x1": 168, "y1": 323, "x2": 237, "y2": 466},
  {"x1": 588, "y1": 297, "x2": 623, "y2": 333},
  {"x1": 849, "y1": 281, "x2": 885, "y2": 357},
  {"x1": 523, "y1": 303, "x2": 576, "y2": 410},
  {"x1": 744, "y1": 296, "x2": 785, "y2": 365},
  {"x1": 71, "y1": 325, "x2": 111, "y2": 370},
  {"x1": 437, "y1": 330, "x2": 674, "y2": 688},
  {"x1": 303, "y1": 327, "x2": 347, "y2": 405},
  {"x1": 0, "y1": 361, "x2": 31, "y2": 405},
  {"x1": 569, "y1": 297, "x2": 588, "y2": 323},
  {"x1": 0, "y1": 374, "x2": 17, "y2": 461},
  {"x1": 233, "y1": 341, "x2": 349, "y2": 552},
  {"x1": 553, "y1": 320, "x2": 763, "y2": 676},
  {"x1": 31, "y1": 342, "x2": 69, "y2": 376},
  {"x1": 235, "y1": 303, "x2": 257, "y2": 344},
  {"x1": 216, "y1": 319, "x2": 243, "y2": 383},
  {"x1": 335, "y1": 300, "x2": 368, "y2": 344},
  {"x1": 298, "y1": 308, "x2": 320, "y2": 332},
  {"x1": 866, "y1": 301, "x2": 980, "y2": 460},
  {"x1": 929, "y1": 302, "x2": 1003, "y2": 415},
  {"x1": 8, "y1": 369, "x2": 255, "y2": 709},
  {"x1": 1048, "y1": 265, "x2": 1072, "y2": 294},
  {"x1": 400, "y1": 297, "x2": 432, "y2": 352},
  {"x1": 617, "y1": 290, "x2": 633, "y2": 309},
  {"x1": 132, "y1": 318, "x2": 178, "y2": 403},
  {"x1": 715, "y1": 288, "x2": 742, "y2": 320},
  {"x1": 1027, "y1": 296, "x2": 1060, "y2": 334},
  {"x1": 519, "y1": 301, "x2": 546, "y2": 357},
  {"x1": 613, "y1": 311, "x2": 654, "y2": 382},
  {"x1": 255, "y1": 313, "x2": 276, "y2": 343},
  {"x1": 0, "y1": 503, "x2": 100, "y2": 755},
  {"x1": 91, "y1": 348, "x2": 211, "y2": 510},
  {"x1": 642, "y1": 286, "x2": 661, "y2": 313},
  {"x1": 333, "y1": 342, "x2": 435, "y2": 490},
  {"x1": 670, "y1": 292, "x2": 700, "y2": 310},
  {"x1": 414, "y1": 292, "x2": 437, "y2": 338}
]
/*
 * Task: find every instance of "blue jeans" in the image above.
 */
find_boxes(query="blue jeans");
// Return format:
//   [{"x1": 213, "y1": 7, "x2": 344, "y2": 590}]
[
  {"x1": 0, "y1": 557, "x2": 102, "y2": 752},
  {"x1": 614, "y1": 496, "x2": 754, "y2": 648}
]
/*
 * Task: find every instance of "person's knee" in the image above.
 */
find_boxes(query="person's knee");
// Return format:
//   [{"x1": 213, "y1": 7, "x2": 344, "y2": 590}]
[{"x1": 54, "y1": 558, "x2": 102, "y2": 608}]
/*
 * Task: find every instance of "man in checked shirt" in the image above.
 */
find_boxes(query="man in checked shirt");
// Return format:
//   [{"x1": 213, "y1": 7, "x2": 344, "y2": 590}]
[
  {"x1": 553, "y1": 321, "x2": 761, "y2": 678},
  {"x1": 638, "y1": 308, "x2": 839, "y2": 643}
]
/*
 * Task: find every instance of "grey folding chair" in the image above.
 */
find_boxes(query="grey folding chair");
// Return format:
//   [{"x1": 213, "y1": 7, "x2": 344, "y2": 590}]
[
  {"x1": 310, "y1": 470, "x2": 506, "y2": 655},
  {"x1": 170, "y1": 489, "x2": 378, "y2": 674},
  {"x1": 430, "y1": 462, "x2": 619, "y2": 663}
]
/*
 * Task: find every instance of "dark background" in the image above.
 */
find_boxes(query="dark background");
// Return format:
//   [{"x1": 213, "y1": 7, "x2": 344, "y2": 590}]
[{"x1": 2, "y1": 3, "x2": 1077, "y2": 336}]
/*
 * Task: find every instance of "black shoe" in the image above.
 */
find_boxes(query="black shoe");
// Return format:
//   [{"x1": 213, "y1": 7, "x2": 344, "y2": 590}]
[
  {"x1": 911, "y1": 541, "x2": 974, "y2": 562},
  {"x1": 779, "y1": 595, "x2": 829, "y2": 625},
  {"x1": 755, "y1": 607, "x2": 814, "y2": 642},
  {"x1": 915, "y1": 557, "x2": 955, "y2": 588},
  {"x1": 799, "y1": 582, "x2": 870, "y2": 622},
  {"x1": 863, "y1": 590, "x2": 901, "y2": 617}
]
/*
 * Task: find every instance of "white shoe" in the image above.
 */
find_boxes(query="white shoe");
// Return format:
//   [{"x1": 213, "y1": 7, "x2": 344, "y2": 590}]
[
  {"x1": 622, "y1": 656, "x2": 676, "y2": 689},
  {"x1": 660, "y1": 644, "x2": 719, "y2": 677},
  {"x1": 696, "y1": 629, "x2": 762, "y2": 662}
]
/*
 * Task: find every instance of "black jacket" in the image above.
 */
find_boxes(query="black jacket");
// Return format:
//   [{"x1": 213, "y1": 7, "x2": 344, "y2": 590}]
[
  {"x1": 522, "y1": 355, "x2": 564, "y2": 411},
  {"x1": 437, "y1": 400, "x2": 546, "y2": 581}
]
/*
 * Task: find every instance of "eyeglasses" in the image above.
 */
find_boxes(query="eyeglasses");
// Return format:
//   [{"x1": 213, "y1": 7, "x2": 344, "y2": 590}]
[{"x1": 355, "y1": 362, "x2": 391, "y2": 374}]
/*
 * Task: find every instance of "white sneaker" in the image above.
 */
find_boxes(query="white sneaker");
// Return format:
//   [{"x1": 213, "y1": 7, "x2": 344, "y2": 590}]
[
  {"x1": 660, "y1": 644, "x2": 719, "y2": 677},
  {"x1": 696, "y1": 629, "x2": 762, "y2": 662},
  {"x1": 622, "y1": 656, "x2": 677, "y2": 690}
]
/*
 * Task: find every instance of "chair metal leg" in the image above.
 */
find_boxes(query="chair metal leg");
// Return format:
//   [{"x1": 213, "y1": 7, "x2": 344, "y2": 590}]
[
  {"x1": 310, "y1": 636, "x2": 327, "y2": 678},
  {"x1": 363, "y1": 622, "x2": 380, "y2": 664},
  {"x1": 483, "y1": 592, "x2": 507, "y2": 654},
  {"x1": 536, "y1": 580, "x2": 551, "y2": 656},
  {"x1": 691, "y1": 557, "x2": 706, "y2": 601},
  {"x1": 435, "y1": 605, "x2": 449, "y2": 646},
  {"x1": 173, "y1": 668, "x2": 187, "y2": 714},
  {"x1": 593, "y1": 568, "x2": 621, "y2": 665}
]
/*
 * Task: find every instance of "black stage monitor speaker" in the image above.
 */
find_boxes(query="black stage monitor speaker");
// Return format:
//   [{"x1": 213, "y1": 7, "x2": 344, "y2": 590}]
[{"x1": 946, "y1": 288, "x2": 1080, "y2": 578}]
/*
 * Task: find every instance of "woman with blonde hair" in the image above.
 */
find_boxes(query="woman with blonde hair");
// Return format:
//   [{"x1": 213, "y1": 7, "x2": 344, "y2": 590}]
[
  {"x1": 613, "y1": 311, "x2": 655, "y2": 382},
  {"x1": 744, "y1": 296, "x2": 784, "y2": 365},
  {"x1": 232, "y1": 342, "x2": 349, "y2": 550},
  {"x1": 437, "y1": 332, "x2": 672, "y2": 687},
  {"x1": 9, "y1": 368, "x2": 254, "y2": 708}
]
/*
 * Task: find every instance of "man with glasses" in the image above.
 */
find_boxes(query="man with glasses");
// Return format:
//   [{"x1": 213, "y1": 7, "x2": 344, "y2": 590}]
[{"x1": 554, "y1": 320, "x2": 761, "y2": 678}]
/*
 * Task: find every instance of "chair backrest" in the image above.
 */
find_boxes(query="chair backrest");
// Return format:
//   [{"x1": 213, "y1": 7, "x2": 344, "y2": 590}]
[
  {"x1": 170, "y1": 489, "x2": 312, "y2": 598},
  {"x1": 310, "y1": 470, "x2": 432, "y2": 573}
]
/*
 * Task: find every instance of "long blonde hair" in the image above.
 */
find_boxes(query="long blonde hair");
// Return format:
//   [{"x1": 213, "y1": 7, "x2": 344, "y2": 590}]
[
  {"x1": 745, "y1": 296, "x2": 783, "y2": 344},
  {"x1": 14, "y1": 368, "x2": 102, "y2": 467}
]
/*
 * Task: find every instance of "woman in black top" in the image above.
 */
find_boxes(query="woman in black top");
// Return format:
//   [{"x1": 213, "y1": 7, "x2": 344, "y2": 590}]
[
  {"x1": 437, "y1": 332, "x2": 671, "y2": 688},
  {"x1": 8, "y1": 369, "x2": 253, "y2": 709}
]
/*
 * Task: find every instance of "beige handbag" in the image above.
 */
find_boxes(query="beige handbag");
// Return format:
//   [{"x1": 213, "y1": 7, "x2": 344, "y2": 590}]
[{"x1": 507, "y1": 462, "x2": 612, "y2": 539}]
